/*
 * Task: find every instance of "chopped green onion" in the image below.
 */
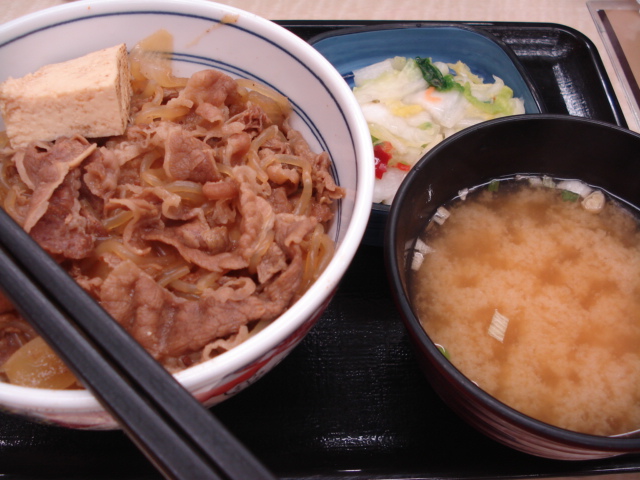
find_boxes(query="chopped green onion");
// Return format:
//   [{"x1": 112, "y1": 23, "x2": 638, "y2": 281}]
[
  {"x1": 488, "y1": 180, "x2": 500, "y2": 192},
  {"x1": 435, "y1": 344, "x2": 450, "y2": 360},
  {"x1": 418, "y1": 122, "x2": 433, "y2": 130},
  {"x1": 561, "y1": 190, "x2": 580, "y2": 202}
]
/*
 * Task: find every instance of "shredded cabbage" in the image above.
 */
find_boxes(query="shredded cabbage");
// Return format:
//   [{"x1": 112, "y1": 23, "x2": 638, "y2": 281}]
[{"x1": 354, "y1": 56, "x2": 525, "y2": 204}]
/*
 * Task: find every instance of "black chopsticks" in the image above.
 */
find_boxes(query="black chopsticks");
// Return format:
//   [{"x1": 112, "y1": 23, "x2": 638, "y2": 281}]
[{"x1": 0, "y1": 207, "x2": 278, "y2": 480}]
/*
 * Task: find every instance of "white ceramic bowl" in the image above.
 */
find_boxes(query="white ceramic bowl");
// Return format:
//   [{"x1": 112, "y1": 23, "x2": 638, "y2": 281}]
[{"x1": 0, "y1": 0, "x2": 373, "y2": 429}]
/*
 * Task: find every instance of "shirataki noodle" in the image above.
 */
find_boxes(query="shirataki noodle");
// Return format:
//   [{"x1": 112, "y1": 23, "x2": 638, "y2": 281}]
[{"x1": 0, "y1": 31, "x2": 344, "y2": 389}]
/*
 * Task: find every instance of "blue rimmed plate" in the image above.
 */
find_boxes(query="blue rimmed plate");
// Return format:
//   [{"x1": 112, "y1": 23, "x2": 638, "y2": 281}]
[{"x1": 310, "y1": 23, "x2": 546, "y2": 245}]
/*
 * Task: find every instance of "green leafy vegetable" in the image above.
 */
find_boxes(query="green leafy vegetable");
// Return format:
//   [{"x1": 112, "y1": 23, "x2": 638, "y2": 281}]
[
  {"x1": 415, "y1": 57, "x2": 461, "y2": 92},
  {"x1": 488, "y1": 180, "x2": 500, "y2": 192},
  {"x1": 462, "y1": 83, "x2": 516, "y2": 116},
  {"x1": 415, "y1": 57, "x2": 516, "y2": 115}
]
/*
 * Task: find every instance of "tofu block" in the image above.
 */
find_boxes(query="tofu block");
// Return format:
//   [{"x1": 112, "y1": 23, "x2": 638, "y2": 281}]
[{"x1": 0, "y1": 44, "x2": 132, "y2": 148}]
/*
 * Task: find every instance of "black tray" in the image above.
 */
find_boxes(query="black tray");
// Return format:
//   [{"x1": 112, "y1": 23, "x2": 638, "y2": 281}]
[{"x1": 0, "y1": 21, "x2": 637, "y2": 480}]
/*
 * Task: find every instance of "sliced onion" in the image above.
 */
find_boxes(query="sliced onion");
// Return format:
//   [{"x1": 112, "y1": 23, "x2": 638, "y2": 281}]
[{"x1": 488, "y1": 309, "x2": 509, "y2": 343}]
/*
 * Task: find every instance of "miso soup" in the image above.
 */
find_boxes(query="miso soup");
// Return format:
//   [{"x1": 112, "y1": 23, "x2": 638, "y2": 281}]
[{"x1": 411, "y1": 177, "x2": 640, "y2": 436}]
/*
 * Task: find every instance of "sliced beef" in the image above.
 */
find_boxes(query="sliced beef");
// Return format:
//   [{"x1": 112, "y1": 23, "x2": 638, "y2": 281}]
[
  {"x1": 30, "y1": 168, "x2": 104, "y2": 259},
  {"x1": 0, "y1": 67, "x2": 342, "y2": 377},
  {"x1": 144, "y1": 218, "x2": 238, "y2": 272},
  {"x1": 100, "y1": 260, "x2": 263, "y2": 359},
  {"x1": 168, "y1": 69, "x2": 241, "y2": 110},
  {"x1": 202, "y1": 178, "x2": 239, "y2": 201},
  {"x1": 162, "y1": 124, "x2": 221, "y2": 183},
  {"x1": 16, "y1": 136, "x2": 96, "y2": 232},
  {"x1": 83, "y1": 147, "x2": 121, "y2": 201}
]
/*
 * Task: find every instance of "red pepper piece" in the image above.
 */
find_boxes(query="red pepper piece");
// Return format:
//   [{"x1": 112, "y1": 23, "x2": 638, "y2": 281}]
[{"x1": 373, "y1": 142, "x2": 393, "y2": 179}]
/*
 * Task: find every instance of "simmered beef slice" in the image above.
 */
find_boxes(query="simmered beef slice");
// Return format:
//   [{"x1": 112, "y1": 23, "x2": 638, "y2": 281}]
[
  {"x1": 168, "y1": 69, "x2": 241, "y2": 110},
  {"x1": 99, "y1": 254, "x2": 303, "y2": 360},
  {"x1": 16, "y1": 136, "x2": 96, "y2": 232},
  {"x1": 29, "y1": 168, "x2": 104, "y2": 259},
  {"x1": 161, "y1": 123, "x2": 221, "y2": 183}
]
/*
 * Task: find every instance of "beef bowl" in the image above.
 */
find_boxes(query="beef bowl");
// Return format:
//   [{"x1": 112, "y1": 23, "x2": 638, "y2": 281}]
[
  {"x1": 0, "y1": 0, "x2": 373, "y2": 428},
  {"x1": 385, "y1": 114, "x2": 640, "y2": 460}
]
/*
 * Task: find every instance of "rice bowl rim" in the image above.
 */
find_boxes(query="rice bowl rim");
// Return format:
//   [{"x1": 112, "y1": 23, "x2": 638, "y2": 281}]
[{"x1": 0, "y1": 0, "x2": 374, "y2": 411}]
